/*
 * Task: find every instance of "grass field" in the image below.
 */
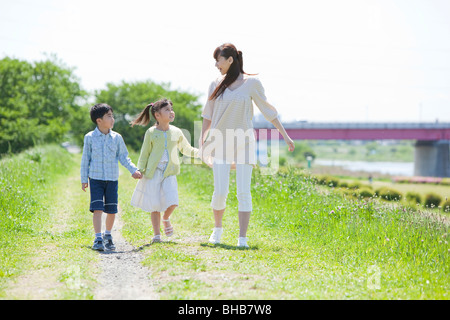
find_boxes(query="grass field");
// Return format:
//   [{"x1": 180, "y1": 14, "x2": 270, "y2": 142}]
[
  {"x1": 120, "y1": 156, "x2": 450, "y2": 299},
  {"x1": 0, "y1": 145, "x2": 98, "y2": 299},
  {"x1": 1, "y1": 146, "x2": 449, "y2": 299}
]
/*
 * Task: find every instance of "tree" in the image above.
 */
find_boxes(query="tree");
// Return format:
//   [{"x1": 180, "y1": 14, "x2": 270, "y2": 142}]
[
  {"x1": 93, "y1": 80, "x2": 202, "y2": 151},
  {"x1": 291, "y1": 140, "x2": 316, "y2": 162},
  {"x1": 0, "y1": 56, "x2": 86, "y2": 154},
  {"x1": 365, "y1": 141, "x2": 378, "y2": 157}
]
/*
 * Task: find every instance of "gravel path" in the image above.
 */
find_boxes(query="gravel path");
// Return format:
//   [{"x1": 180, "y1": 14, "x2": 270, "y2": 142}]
[{"x1": 94, "y1": 210, "x2": 159, "y2": 300}]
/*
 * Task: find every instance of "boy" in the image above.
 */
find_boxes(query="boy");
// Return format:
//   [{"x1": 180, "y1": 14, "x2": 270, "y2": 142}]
[{"x1": 81, "y1": 103, "x2": 142, "y2": 251}]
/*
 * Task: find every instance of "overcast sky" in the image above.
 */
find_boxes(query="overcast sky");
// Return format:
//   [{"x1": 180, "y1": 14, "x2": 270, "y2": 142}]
[{"x1": 1, "y1": 0, "x2": 450, "y2": 123}]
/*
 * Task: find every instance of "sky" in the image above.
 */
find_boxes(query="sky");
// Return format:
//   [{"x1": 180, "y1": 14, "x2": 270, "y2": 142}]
[{"x1": 1, "y1": 0, "x2": 450, "y2": 123}]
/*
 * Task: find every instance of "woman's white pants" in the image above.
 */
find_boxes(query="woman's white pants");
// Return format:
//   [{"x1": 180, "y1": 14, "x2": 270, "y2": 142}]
[{"x1": 211, "y1": 162, "x2": 253, "y2": 212}]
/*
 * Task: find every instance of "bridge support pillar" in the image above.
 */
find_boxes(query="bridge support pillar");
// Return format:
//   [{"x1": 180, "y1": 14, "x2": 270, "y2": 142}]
[{"x1": 414, "y1": 140, "x2": 450, "y2": 177}]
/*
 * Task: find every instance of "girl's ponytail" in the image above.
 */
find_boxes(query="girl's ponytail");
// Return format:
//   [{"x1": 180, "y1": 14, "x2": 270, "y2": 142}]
[
  {"x1": 130, "y1": 103, "x2": 152, "y2": 127},
  {"x1": 130, "y1": 99, "x2": 173, "y2": 127}
]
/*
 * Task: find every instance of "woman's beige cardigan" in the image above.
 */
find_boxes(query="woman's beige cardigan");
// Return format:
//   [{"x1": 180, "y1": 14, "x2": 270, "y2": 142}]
[{"x1": 201, "y1": 75, "x2": 279, "y2": 167}]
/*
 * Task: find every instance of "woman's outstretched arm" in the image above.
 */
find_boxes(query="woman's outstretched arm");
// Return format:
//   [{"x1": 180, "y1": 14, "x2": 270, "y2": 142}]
[{"x1": 270, "y1": 117, "x2": 295, "y2": 152}]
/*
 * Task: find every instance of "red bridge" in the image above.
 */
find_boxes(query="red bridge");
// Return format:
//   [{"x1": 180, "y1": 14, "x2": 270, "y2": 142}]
[
  {"x1": 254, "y1": 122, "x2": 450, "y2": 141},
  {"x1": 253, "y1": 122, "x2": 450, "y2": 177}
]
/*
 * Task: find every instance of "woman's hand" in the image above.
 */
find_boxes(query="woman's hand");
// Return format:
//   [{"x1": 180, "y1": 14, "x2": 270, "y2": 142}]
[
  {"x1": 270, "y1": 117, "x2": 295, "y2": 152},
  {"x1": 285, "y1": 136, "x2": 295, "y2": 152}
]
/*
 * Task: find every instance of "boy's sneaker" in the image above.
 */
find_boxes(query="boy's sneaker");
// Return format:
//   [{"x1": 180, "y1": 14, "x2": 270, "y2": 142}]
[
  {"x1": 92, "y1": 238, "x2": 105, "y2": 251},
  {"x1": 103, "y1": 233, "x2": 116, "y2": 251},
  {"x1": 209, "y1": 227, "x2": 223, "y2": 244}
]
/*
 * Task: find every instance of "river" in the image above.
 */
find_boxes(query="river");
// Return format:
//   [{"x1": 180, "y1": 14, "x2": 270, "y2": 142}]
[{"x1": 314, "y1": 159, "x2": 414, "y2": 176}]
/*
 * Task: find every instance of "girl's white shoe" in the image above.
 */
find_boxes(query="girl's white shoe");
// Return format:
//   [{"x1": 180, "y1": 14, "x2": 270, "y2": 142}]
[
  {"x1": 209, "y1": 227, "x2": 223, "y2": 244},
  {"x1": 237, "y1": 237, "x2": 249, "y2": 248},
  {"x1": 151, "y1": 235, "x2": 161, "y2": 243}
]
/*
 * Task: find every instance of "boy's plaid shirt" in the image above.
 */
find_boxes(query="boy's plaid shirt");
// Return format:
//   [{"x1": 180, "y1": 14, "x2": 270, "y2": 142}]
[{"x1": 80, "y1": 127, "x2": 137, "y2": 183}]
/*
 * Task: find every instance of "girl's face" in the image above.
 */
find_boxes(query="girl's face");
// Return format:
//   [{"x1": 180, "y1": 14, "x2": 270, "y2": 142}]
[
  {"x1": 215, "y1": 55, "x2": 233, "y2": 75},
  {"x1": 155, "y1": 105, "x2": 175, "y2": 124}
]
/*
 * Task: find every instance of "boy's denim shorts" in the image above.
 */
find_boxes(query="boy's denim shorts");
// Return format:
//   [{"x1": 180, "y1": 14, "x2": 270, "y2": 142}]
[{"x1": 89, "y1": 179, "x2": 118, "y2": 214}]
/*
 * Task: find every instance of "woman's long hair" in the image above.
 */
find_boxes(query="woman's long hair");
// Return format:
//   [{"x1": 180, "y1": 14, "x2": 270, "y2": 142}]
[
  {"x1": 209, "y1": 43, "x2": 255, "y2": 100},
  {"x1": 130, "y1": 98, "x2": 173, "y2": 127}
]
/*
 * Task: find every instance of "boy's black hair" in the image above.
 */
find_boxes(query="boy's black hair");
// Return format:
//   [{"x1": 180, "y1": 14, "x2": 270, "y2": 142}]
[{"x1": 90, "y1": 103, "x2": 113, "y2": 124}]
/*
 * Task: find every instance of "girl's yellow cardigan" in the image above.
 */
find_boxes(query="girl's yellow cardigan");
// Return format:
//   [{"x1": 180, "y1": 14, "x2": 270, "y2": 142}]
[{"x1": 137, "y1": 125, "x2": 199, "y2": 178}]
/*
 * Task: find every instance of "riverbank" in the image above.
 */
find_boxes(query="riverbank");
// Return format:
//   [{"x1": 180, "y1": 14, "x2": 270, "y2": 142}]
[
  {"x1": 2, "y1": 146, "x2": 448, "y2": 300},
  {"x1": 309, "y1": 162, "x2": 396, "y2": 181},
  {"x1": 314, "y1": 159, "x2": 414, "y2": 177}
]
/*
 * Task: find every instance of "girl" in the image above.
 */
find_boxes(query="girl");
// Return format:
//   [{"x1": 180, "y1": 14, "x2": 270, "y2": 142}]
[
  {"x1": 130, "y1": 98, "x2": 199, "y2": 243},
  {"x1": 200, "y1": 43, "x2": 295, "y2": 248}
]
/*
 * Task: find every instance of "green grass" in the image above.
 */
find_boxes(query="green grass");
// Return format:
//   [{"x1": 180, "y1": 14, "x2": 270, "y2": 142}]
[
  {"x1": 119, "y1": 161, "x2": 449, "y2": 300},
  {"x1": 0, "y1": 145, "x2": 98, "y2": 299},
  {"x1": 1, "y1": 146, "x2": 448, "y2": 299}
]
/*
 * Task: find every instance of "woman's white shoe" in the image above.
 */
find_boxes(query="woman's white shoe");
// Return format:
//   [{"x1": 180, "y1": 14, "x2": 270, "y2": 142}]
[
  {"x1": 209, "y1": 227, "x2": 223, "y2": 244},
  {"x1": 237, "y1": 237, "x2": 249, "y2": 248}
]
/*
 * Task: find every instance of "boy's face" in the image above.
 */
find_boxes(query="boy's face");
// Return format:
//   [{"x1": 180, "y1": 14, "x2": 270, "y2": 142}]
[{"x1": 97, "y1": 110, "x2": 115, "y2": 130}]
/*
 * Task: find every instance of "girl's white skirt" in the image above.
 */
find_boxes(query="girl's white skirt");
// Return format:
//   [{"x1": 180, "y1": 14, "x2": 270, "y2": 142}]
[{"x1": 130, "y1": 168, "x2": 178, "y2": 212}]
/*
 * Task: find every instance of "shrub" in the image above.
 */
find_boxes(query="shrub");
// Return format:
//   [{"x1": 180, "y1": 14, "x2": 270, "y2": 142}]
[
  {"x1": 424, "y1": 193, "x2": 442, "y2": 208},
  {"x1": 317, "y1": 175, "x2": 334, "y2": 186},
  {"x1": 406, "y1": 192, "x2": 422, "y2": 204},
  {"x1": 315, "y1": 175, "x2": 327, "y2": 185},
  {"x1": 348, "y1": 181, "x2": 361, "y2": 189},
  {"x1": 375, "y1": 187, "x2": 403, "y2": 201},
  {"x1": 338, "y1": 188, "x2": 358, "y2": 199},
  {"x1": 338, "y1": 181, "x2": 348, "y2": 188},
  {"x1": 315, "y1": 175, "x2": 339, "y2": 187},
  {"x1": 325, "y1": 176, "x2": 339, "y2": 187},
  {"x1": 441, "y1": 199, "x2": 450, "y2": 213},
  {"x1": 358, "y1": 188, "x2": 375, "y2": 199}
]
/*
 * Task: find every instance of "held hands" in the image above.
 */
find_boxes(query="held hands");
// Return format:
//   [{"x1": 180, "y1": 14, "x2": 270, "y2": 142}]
[
  {"x1": 132, "y1": 170, "x2": 143, "y2": 179},
  {"x1": 82, "y1": 171, "x2": 141, "y2": 192}
]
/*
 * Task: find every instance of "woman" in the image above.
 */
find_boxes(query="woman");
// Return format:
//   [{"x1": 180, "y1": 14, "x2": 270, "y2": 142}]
[{"x1": 200, "y1": 43, "x2": 295, "y2": 248}]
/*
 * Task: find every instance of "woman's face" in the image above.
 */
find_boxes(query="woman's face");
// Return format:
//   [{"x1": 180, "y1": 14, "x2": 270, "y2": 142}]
[{"x1": 215, "y1": 55, "x2": 233, "y2": 75}]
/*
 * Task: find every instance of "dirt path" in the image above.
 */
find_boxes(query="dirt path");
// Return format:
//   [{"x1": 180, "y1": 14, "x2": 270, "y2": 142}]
[
  {"x1": 4, "y1": 145, "x2": 159, "y2": 300},
  {"x1": 62, "y1": 143, "x2": 159, "y2": 300},
  {"x1": 94, "y1": 208, "x2": 159, "y2": 300}
]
